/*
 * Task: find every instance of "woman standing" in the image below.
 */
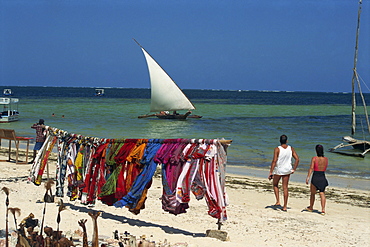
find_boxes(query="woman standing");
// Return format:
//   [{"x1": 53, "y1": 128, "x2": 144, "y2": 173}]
[{"x1": 306, "y1": 144, "x2": 329, "y2": 215}]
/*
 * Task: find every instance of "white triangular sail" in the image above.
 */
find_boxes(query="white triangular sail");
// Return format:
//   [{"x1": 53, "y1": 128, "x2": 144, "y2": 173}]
[{"x1": 138, "y1": 46, "x2": 195, "y2": 112}]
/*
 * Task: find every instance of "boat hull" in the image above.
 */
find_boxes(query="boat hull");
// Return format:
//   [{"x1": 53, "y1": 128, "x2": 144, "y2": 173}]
[
  {"x1": 138, "y1": 112, "x2": 202, "y2": 119},
  {"x1": 156, "y1": 111, "x2": 195, "y2": 120},
  {"x1": 351, "y1": 142, "x2": 370, "y2": 152},
  {"x1": 188, "y1": 115, "x2": 202, "y2": 119},
  {"x1": 156, "y1": 114, "x2": 189, "y2": 120},
  {"x1": 0, "y1": 115, "x2": 19, "y2": 123}
]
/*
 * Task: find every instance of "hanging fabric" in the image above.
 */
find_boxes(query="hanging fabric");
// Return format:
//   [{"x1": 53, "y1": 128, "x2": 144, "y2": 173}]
[
  {"x1": 113, "y1": 139, "x2": 161, "y2": 214},
  {"x1": 29, "y1": 126, "x2": 231, "y2": 222}
]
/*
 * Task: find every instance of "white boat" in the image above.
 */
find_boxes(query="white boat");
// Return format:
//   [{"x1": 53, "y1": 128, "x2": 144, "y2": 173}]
[
  {"x1": 330, "y1": 0, "x2": 370, "y2": 157},
  {"x1": 134, "y1": 39, "x2": 202, "y2": 119},
  {"x1": 95, "y1": 88, "x2": 105, "y2": 96},
  {"x1": 0, "y1": 97, "x2": 19, "y2": 123},
  {"x1": 3, "y1": 89, "x2": 13, "y2": 96}
]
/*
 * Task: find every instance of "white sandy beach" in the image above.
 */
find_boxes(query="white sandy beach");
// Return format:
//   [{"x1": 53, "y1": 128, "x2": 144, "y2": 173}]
[{"x1": 0, "y1": 151, "x2": 369, "y2": 247}]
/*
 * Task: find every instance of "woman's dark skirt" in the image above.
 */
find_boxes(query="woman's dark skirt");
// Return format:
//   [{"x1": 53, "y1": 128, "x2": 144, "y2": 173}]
[{"x1": 311, "y1": 171, "x2": 328, "y2": 192}]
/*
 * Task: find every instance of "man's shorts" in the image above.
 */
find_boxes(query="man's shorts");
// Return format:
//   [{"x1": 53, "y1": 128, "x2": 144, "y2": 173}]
[{"x1": 33, "y1": 142, "x2": 44, "y2": 150}]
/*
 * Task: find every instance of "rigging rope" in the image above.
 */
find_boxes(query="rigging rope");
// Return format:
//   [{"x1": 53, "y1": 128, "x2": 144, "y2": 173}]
[{"x1": 357, "y1": 72, "x2": 369, "y2": 92}]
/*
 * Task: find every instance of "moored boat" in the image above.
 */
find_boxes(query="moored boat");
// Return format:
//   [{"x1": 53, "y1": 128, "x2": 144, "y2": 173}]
[
  {"x1": 330, "y1": 0, "x2": 370, "y2": 157},
  {"x1": 0, "y1": 97, "x2": 19, "y2": 123},
  {"x1": 3, "y1": 88, "x2": 13, "y2": 96},
  {"x1": 95, "y1": 88, "x2": 105, "y2": 96}
]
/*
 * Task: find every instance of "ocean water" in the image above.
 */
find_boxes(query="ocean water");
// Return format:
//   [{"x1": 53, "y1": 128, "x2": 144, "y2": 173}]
[{"x1": 1, "y1": 86, "x2": 369, "y2": 181}]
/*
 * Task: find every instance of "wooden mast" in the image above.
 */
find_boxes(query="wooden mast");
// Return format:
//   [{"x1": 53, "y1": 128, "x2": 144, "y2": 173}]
[
  {"x1": 351, "y1": 0, "x2": 362, "y2": 135},
  {"x1": 351, "y1": 0, "x2": 369, "y2": 135}
]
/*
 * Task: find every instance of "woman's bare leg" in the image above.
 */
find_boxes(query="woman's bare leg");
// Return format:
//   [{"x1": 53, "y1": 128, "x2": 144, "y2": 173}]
[
  {"x1": 319, "y1": 192, "x2": 326, "y2": 213},
  {"x1": 308, "y1": 183, "x2": 316, "y2": 211}
]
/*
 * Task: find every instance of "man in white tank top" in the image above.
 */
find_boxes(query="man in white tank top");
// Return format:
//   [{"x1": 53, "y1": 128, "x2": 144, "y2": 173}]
[{"x1": 268, "y1": 135, "x2": 299, "y2": 211}]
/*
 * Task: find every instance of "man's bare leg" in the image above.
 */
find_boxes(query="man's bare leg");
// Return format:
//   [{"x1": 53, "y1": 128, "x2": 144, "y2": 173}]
[
  {"x1": 272, "y1": 175, "x2": 282, "y2": 206},
  {"x1": 281, "y1": 174, "x2": 290, "y2": 211}
]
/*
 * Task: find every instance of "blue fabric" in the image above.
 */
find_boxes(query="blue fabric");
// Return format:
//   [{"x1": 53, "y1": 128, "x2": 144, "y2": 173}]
[
  {"x1": 114, "y1": 140, "x2": 162, "y2": 208},
  {"x1": 33, "y1": 142, "x2": 44, "y2": 150}
]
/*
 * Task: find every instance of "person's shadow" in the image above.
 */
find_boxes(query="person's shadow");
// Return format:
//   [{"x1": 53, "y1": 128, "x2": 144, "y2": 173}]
[
  {"x1": 301, "y1": 207, "x2": 323, "y2": 215},
  {"x1": 65, "y1": 202, "x2": 207, "y2": 237},
  {"x1": 265, "y1": 204, "x2": 290, "y2": 211}
]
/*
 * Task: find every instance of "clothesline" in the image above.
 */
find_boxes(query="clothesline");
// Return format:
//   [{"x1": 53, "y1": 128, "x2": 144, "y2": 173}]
[
  {"x1": 47, "y1": 126, "x2": 232, "y2": 145},
  {"x1": 29, "y1": 126, "x2": 231, "y2": 223}
]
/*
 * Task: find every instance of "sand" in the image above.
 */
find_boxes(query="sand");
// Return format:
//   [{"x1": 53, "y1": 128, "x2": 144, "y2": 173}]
[{"x1": 0, "y1": 150, "x2": 369, "y2": 247}]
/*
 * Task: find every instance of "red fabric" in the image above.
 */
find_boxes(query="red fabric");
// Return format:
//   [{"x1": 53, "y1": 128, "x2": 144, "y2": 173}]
[{"x1": 16, "y1": 137, "x2": 33, "y2": 140}]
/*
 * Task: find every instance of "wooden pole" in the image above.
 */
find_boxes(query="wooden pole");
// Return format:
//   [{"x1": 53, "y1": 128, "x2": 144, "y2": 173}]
[
  {"x1": 219, "y1": 140, "x2": 232, "y2": 145},
  {"x1": 46, "y1": 161, "x2": 49, "y2": 180},
  {"x1": 217, "y1": 218, "x2": 222, "y2": 230},
  {"x1": 138, "y1": 114, "x2": 157, "y2": 118}
]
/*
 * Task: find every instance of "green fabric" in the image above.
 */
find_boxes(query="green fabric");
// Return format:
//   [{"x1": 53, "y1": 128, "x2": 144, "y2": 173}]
[
  {"x1": 106, "y1": 142, "x2": 124, "y2": 167},
  {"x1": 98, "y1": 164, "x2": 122, "y2": 197}
]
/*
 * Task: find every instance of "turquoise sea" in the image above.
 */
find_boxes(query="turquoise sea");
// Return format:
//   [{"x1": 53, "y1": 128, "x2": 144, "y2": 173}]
[{"x1": 1, "y1": 86, "x2": 369, "y2": 187}]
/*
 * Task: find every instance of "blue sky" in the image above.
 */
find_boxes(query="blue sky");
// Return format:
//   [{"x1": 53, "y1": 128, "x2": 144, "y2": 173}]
[{"x1": 1, "y1": 0, "x2": 369, "y2": 92}]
